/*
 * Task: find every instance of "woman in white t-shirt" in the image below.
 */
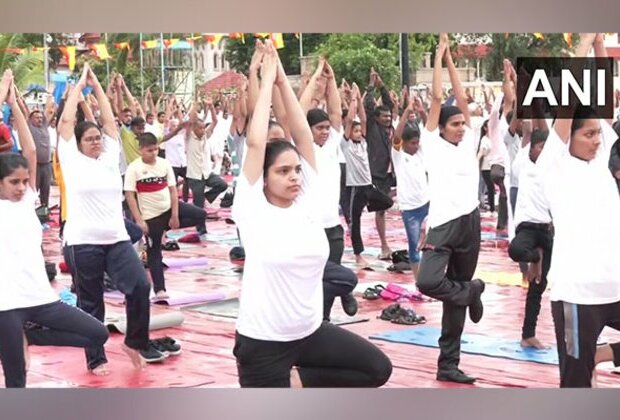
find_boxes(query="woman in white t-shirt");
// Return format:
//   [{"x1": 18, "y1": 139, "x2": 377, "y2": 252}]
[
  {"x1": 231, "y1": 40, "x2": 391, "y2": 388},
  {"x1": 57, "y1": 64, "x2": 164, "y2": 376},
  {"x1": 0, "y1": 70, "x2": 108, "y2": 388},
  {"x1": 415, "y1": 34, "x2": 485, "y2": 385},
  {"x1": 540, "y1": 33, "x2": 620, "y2": 388}
]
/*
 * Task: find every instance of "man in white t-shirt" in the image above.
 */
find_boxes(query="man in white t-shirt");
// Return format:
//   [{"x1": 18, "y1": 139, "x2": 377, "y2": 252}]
[{"x1": 185, "y1": 99, "x2": 228, "y2": 235}]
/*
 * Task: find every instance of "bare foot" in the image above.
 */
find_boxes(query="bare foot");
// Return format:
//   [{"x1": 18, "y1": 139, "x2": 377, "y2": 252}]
[
  {"x1": 379, "y1": 248, "x2": 393, "y2": 261},
  {"x1": 521, "y1": 274, "x2": 530, "y2": 289},
  {"x1": 520, "y1": 337, "x2": 550, "y2": 350},
  {"x1": 122, "y1": 343, "x2": 146, "y2": 370},
  {"x1": 23, "y1": 333, "x2": 30, "y2": 372},
  {"x1": 355, "y1": 255, "x2": 369, "y2": 267},
  {"x1": 155, "y1": 290, "x2": 170, "y2": 299},
  {"x1": 89, "y1": 364, "x2": 111, "y2": 376},
  {"x1": 290, "y1": 367, "x2": 303, "y2": 388}
]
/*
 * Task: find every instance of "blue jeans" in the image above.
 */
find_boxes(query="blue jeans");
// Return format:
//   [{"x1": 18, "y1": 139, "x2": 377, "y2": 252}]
[
  {"x1": 401, "y1": 202, "x2": 430, "y2": 264},
  {"x1": 63, "y1": 240, "x2": 151, "y2": 370}
]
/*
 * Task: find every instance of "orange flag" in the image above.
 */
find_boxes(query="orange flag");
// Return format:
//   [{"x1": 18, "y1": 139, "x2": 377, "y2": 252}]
[
  {"x1": 270, "y1": 33, "x2": 284, "y2": 49},
  {"x1": 563, "y1": 33, "x2": 573, "y2": 48},
  {"x1": 141, "y1": 40, "x2": 159, "y2": 49},
  {"x1": 229, "y1": 33, "x2": 245, "y2": 44},
  {"x1": 91, "y1": 44, "x2": 111, "y2": 60},
  {"x1": 59, "y1": 46, "x2": 76, "y2": 71},
  {"x1": 533, "y1": 33, "x2": 545, "y2": 40},
  {"x1": 164, "y1": 38, "x2": 179, "y2": 49},
  {"x1": 115, "y1": 42, "x2": 130, "y2": 50}
]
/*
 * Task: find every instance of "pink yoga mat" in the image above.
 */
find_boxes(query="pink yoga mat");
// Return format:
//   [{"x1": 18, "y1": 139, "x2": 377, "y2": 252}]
[
  {"x1": 162, "y1": 257, "x2": 209, "y2": 269},
  {"x1": 151, "y1": 291, "x2": 226, "y2": 306},
  {"x1": 103, "y1": 290, "x2": 125, "y2": 300}
]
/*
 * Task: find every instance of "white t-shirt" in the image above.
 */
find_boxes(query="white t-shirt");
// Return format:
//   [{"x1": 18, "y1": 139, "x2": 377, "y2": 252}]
[
  {"x1": 58, "y1": 134, "x2": 129, "y2": 246},
  {"x1": 48, "y1": 126, "x2": 58, "y2": 151},
  {"x1": 164, "y1": 129, "x2": 187, "y2": 168},
  {"x1": 232, "y1": 159, "x2": 329, "y2": 341},
  {"x1": 340, "y1": 136, "x2": 372, "y2": 186},
  {"x1": 186, "y1": 131, "x2": 213, "y2": 180},
  {"x1": 391, "y1": 147, "x2": 429, "y2": 211},
  {"x1": 124, "y1": 157, "x2": 176, "y2": 221},
  {"x1": 479, "y1": 136, "x2": 492, "y2": 170},
  {"x1": 541, "y1": 124, "x2": 620, "y2": 304},
  {"x1": 513, "y1": 147, "x2": 552, "y2": 227},
  {"x1": 419, "y1": 127, "x2": 479, "y2": 228},
  {"x1": 313, "y1": 127, "x2": 342, "y2": 229},
  {"x1": 0, "y1": 188, "x2": 59, "y2": 311}
]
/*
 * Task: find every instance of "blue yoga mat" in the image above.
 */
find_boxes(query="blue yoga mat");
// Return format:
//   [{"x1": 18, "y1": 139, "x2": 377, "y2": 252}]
[{"x1": 370, "y1": 326, "x2": 559, "y2": 365}]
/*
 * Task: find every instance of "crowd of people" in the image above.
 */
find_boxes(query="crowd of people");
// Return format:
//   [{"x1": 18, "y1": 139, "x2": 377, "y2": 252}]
[{"x1": 1, "y1": 32, "x2": 619, "y2": 389}]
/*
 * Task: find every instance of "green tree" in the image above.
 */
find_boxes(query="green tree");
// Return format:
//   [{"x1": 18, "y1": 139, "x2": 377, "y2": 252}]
[
  {"x1": 316, "y1": 34, "x2": 400, "y2": 91},
  {"x1": 224, "y1": 33, "x2": 328, "y2": 75},
  {"x1": 0, "y1": 34, "x2": 44, "y2": 89}
]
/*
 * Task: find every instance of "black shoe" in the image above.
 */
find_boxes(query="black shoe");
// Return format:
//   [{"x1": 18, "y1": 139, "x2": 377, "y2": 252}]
[
  {"x1": 469, "y1": 279, "x2": 485, "y2": 323},
  {"x1": 340, "y1": 293, "x2": 358, "y2": 316},
  {"x1": 436, "y1": 369, "x2": 477, "y2": 384},
  {"x1": 151, "y1": 337, "x2": 182, "y2": 356},
  {"x1": 140, "y1": 342, "x2": 167, "y2": 363}
]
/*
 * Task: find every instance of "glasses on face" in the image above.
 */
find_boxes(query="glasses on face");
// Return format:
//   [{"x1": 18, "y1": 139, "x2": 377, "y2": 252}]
[{"x1": 82, "y1": 135, "x2": 103, "y2": 144}]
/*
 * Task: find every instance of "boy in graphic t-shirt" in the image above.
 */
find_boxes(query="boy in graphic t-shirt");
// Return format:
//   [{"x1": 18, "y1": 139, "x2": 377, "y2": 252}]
[{"x1": 124, "y1": 133, "x2": 207, "y2": 298}]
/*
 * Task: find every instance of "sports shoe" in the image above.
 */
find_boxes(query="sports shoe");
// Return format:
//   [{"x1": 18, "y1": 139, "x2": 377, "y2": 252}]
[
  {"x1": 140, "y1": 342, "x2": 167, "y2": 363},
  {"x1": 151, "y1": 337, "x2": 182, "y2": 356}
]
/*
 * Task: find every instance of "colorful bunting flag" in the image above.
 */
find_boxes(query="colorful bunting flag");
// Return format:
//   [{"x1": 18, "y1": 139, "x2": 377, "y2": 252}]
[
  {"x1": 563, "y1": 33, "x2": 573, "y2": 48},
  {"x1": 115, "y1": 42, "x2": 130, "y2": 50},
  {"x1": 141, "y1": 40, "x2": 159, "y2": 49},
  {"x1": 533, "y1": 33, "x2": 545, "y2": 40},
  {"x1": 164, "y1": 38, "x2": 179, "y2": 48},
  {"x1": 59, "y1": 46, "x2": 76, "y2": 71},
  {"x1": 91, "y1": 43, "x2": 111, "y2": 59},
  {"x1": 271, "y1": 33, "x2": 284, "y2": 49}
]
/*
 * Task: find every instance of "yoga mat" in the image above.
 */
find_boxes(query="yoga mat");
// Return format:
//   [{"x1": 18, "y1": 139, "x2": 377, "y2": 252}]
[
  {"x1": 162, "y1": 257, "x2": 209, "y2": 269},
  {"x1": 370, "y1": 326, "x2": 559, "y2": 365},
  {"x1": 181, "y1": 266, "x2": 243, "y2": 278},
  {"x1": 476, "y1": 271, "x2": 538, "y2": 288},
  {"x1": 104, "y1": 290, "x2": 125, "y2": 300},
  {"x1": 105, "y1": 311, "x2": 185, "y2": 334},
  {"x1": 342, "y1": 260, "x2": 389, "y2": 272},
  {"x1": 151, "y1": 290, "x2": 227, "y2": 306},
  {"x1": 184, "y1": 298, "x2": 369, "y2": 326}
]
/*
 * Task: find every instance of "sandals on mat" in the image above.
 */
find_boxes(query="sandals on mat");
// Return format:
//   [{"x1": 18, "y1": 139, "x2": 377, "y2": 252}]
[
  {"x1": 162, "y1": 241, "x2": 180, "y2": 251},
  {"x1": 378, "y1": 303, "x2": 426, "y2": 325},
  {"x1": 363, "y1": 284, "x2": 386, "y2": 300}
]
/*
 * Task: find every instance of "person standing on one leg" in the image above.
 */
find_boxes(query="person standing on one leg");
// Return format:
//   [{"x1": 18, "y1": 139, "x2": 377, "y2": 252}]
[
  {"x1": 415, "y1": 34, "x2": 485, "y2": 385},
  {"x1": 124, "y1": 133, "x2": 207, "y2": 299},
  {"x1": 508, "y1": 127, "x2": 553, "y2": 350}
]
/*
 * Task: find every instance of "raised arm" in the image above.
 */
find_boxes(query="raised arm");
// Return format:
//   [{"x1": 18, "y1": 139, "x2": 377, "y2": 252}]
[
  {"x1": 272, "y1": 41, "x2": 316, "y2": 170},
  {"x1": 444, "y1": 34, "x2": 471, "y2": 127},
  {"x1": 322, "y1": 61, "x2": 342, "y2": 132},
  {"x1": 394, "y1": 100, "x2": 416, "y2": 151},
  {"x1": 247, "y1": 40, "x2": 265, "y2": 117},
  {"x1": 426, "y1": 34, "x2": 449, "y2": 132},
  {"x1": 299, "y1": 57, "x2": 327, "y2": 113},
  {"x1": 553, "y1": 33, "x2": 597, "y2": 142},
  {"x1": 343, "y1": 96, "x2": 358, "y2": 140},
  {"x1": 501, "y1": 59, "x2": 515, "y2": 119},
  {"x1": 78, "y1": 92, "x2": 96, "y2": 123},
  {"x1": 6, "y1": 76, "x2": 37, "y2": 190},
  {"x1": 58, "y1": 66, "x2": 89, "y2": 141},
  {"x1": 270, "y1": 84, "x2": 290, "y2": 139},
  {"x1": 204, "y1": 97, "x2": 218, "y2": 138},
  {"x1": 86, "y1": 64, "x2": 118, "y2": 139},
  {"x1": 354, "y1": 83, "x2": 367, "y2": 137},
  {"x1": 243, "y1": 41, "x2": 277, "y2": 184}
]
